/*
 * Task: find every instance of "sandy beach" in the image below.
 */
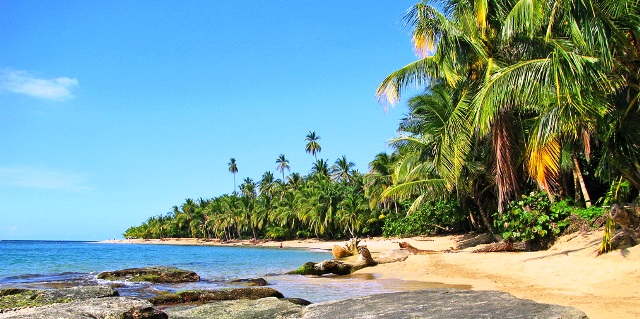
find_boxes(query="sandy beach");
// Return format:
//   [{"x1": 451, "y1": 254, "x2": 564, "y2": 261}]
[{"x1": 103, "y1": 230, "x2": 640, "y2": 319}]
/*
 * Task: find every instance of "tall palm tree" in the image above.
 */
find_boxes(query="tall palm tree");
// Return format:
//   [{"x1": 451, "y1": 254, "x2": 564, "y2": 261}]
[
  {"x1": 305, "y1": 131, "x2": 322, "y2": 160},
  {"x1": 276, "y1": 154, "x2": 290, "y2": 182},
  {"x1": 228, "y1": 158, "x2": 238, "y2": 194}
]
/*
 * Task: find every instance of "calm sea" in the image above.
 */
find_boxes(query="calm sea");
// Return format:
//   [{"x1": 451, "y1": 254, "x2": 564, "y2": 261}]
[{"x1": 0, "y1": 240, "x2": 393, "y2": 302}]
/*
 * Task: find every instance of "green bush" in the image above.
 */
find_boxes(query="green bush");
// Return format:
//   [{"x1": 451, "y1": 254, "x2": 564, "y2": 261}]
[
  {"x1": 382, "y1": 200, "x2": 464, "y2": 237},
  {"x1": 574, "y1": 206, "x2": 606, "y2": 221},
  {"x1": 494, "y1": 191, "x2": 570, "y2": 243}
]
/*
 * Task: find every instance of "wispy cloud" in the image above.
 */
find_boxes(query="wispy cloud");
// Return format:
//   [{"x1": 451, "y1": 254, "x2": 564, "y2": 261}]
[
  {"x1": 0, "y1": 69, "x2": 79, "y2": 100},
  {"x1": 0, "y1": 166, "x2": 89, "y2": 191}
]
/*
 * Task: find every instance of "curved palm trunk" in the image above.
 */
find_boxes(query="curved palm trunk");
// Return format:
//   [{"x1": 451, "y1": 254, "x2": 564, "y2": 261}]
[{"x1": 473, "y1": 195, "x2": 496, "y2": 233}]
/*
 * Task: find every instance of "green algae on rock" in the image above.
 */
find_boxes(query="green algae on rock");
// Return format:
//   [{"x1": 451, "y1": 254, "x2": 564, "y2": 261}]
[{"x1": 97, "y1": 266, "x2": 200, "y2": 283}]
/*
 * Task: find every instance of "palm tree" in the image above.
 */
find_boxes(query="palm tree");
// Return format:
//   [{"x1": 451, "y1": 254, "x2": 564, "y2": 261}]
[
  {"x1": 228, "y1": 158, "x2": 238, "y2": 194},
  {"x1": 330, "y1": 155, "x2": 355, "y2": 182},
  {"x1": 365, "y1": 152, "x2": 398, "y2": 210},
  {"x1": 377, "y1": 0, "x2": 625, "y2": 213},
  {"x1": 276, "y1": 154, "x2": 290, "y2": 182},
  {"x1": 287, "y1": 172, "x2": 304, "y2": 191},
  {"x1": 305, "y1": 131, "x2": 322, "y2": 160},
  {"x1": 259, "y1": 171, "x2": 275, "y2": 198},
  {"x1": 337, "y1": 193, "x2": 369, "y2": 238},
  {"x1": 311, "y1": 159, "x2": 330, "y2": 178}
]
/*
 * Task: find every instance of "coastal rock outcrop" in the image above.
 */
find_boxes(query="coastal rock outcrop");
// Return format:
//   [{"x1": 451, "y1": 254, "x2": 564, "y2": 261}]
[
  {"x1": 97, "y1": 266, "x2": 200, "y2": 283},
  {"x1": 0, "y1": 287, "x2": 588, "y2": 319},
  {"x1": 164, "y1": 297, "x2": 303, "y2": 319},
  {"x1": 148, "y1": 287, "x2": 285, "y2": 305},
  {"x1": 0, "y1": 286, "x2": 118, "y2": 311},
  {"x1": 229, "y1": 277, "x2": 269, "y2": 286},
  {"x1": 0, "y1": 297, "x2": 166, "y2": 319},
  {"x1": 301, "y1": 289, "x2": 587, "y2": 319},
  {"x1": 158, "y1": 289, "x2": 588, "y2": 319}
]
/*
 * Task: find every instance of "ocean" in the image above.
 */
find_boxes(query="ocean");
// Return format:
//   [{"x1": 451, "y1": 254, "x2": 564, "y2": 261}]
[{"x1": 0, "y1": 240, "x2": 393, "y2": 303}]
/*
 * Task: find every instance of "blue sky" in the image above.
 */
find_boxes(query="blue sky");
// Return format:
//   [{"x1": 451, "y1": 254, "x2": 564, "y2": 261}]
[{"x1": 0, "y1": 1, "x2": 421, "y2": 240}]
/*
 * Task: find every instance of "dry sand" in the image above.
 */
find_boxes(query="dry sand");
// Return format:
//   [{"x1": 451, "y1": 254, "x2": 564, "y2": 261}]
[{"x1": 103, "y1": 231, "x2": 640, "y2": 319}]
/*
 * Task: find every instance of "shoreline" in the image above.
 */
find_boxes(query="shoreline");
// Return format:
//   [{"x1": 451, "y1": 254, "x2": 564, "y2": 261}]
[{"x1": 101, "y1": 232, "x2": 640, "y2": 319}]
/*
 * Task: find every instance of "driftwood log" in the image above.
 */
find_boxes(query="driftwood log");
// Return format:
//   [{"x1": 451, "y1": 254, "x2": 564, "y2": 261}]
[
  {"x1": 609, "y1": 204, "x2": 640, "y2": 246},
  {"x1": 398, "y1": 242, "x2": 441, "y2": 254},
  {"x1": 290, "y1": 246, "x2": 407, "y2": 276},
  {"x1": 332, "y1": 238, "x2": 360, "y2": 258}
]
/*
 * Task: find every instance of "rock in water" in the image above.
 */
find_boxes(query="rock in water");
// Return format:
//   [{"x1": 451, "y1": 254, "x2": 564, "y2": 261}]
[
  {"x1": 148, "y1": 288, "x2": 285, "y2": 306},
  {"x1": 229, "y1": 278, "x2": 269, "y2": 286},
  {"x1": 97, "y1": 266, "x2": 200, "y2": 283}
]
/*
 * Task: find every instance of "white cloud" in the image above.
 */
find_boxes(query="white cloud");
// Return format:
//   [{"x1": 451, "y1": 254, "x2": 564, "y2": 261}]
[
  {"x1": 0, "y1": 166, "x2": 89, "y2": 191},
  {"x1": 0, "y1": 69, "x2": 79, "y2": 100}
]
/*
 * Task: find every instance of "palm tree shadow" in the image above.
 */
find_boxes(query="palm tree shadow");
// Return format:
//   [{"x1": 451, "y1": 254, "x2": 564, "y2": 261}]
[{"x1": 523, "y1": 237, "x2": 601, "y2": 261}]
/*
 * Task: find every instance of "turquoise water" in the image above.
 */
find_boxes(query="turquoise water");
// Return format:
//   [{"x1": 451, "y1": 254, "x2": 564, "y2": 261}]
[{"x1": 0, "y1": 240, "x2": 393, "y2": 302}]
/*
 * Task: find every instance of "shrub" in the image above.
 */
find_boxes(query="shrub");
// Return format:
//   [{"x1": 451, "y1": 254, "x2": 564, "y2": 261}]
[
  {"x1": 382, "y1": 200, "x2": 464, "y2": 237},
  {"x1": 494, "y1": 191, "x2": 571, "y2": 245}
]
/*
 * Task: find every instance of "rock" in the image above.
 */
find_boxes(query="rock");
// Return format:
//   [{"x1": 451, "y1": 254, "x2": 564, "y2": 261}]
[
  {"x1": 0, "y1": 297, "x2": 167, "y2": 319},
  {"x1": 0, "y1": 290, "x2": 28, "y2": 298},
  {"x1": 0, "y1": 286, "x2": 117, "y2": 311},
  {"x1": 229, "y1": 278, "x2": 269, "y2": 286},
  {"x1": 159, "y1": 289, "x2": 587, "y2": 319},
  {"x1": 148, "y1": 288, "x2": 285, "y2": 305},
  {"x1": 97, "y1": 266, "x2": 200, "y2": 283},
  {"x1": 0, "y1": 288, "x2": 587, "y2": 319},
  {"x1": 165, "y1": 297, "x2": 303, "y2": 319},
  {"x1": 282, "y1": 298, "x2": 312, "y2": 306},
  {"x1": 287, "y1": 262, "x2": 326, "y2": 276},
  {"x1": 301, "y1": 289, "x2": 588, "y2": 319}
]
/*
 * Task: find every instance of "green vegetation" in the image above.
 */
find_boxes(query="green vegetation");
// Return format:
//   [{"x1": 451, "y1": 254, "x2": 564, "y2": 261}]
[
  {"x1": 126, "y1": 0, "x2": 640, "y2": 249},
  {"x1": 382, "y1": 200, "x2": 464, "y2": 237},
  {"x1": 0, "y1": 289, "x2": 72, "y2": 310}
]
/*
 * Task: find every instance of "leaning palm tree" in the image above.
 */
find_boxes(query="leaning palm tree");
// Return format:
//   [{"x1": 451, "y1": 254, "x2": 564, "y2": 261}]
[
  {"x1": 276, "y1": 154, "x2": 290, "y2": 182},
  {"x1": 305, "y1": 131, "x2": 322, "y2": 160},
  {"x1": 228, "y1": 158, "x2": 238, "y2": 194}
]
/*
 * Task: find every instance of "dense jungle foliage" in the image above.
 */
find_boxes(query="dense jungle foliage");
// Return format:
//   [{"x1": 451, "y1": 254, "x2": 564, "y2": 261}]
[{"x1": 125, "y1": 0, "x2": 640, "y2": 247}]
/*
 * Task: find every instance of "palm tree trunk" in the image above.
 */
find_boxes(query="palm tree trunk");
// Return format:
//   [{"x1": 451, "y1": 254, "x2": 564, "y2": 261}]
[
  {"x1": 473, "y1": 196, "x2": 496, "y2": 233},
  {"x1": 572, "y1": 154, "x2": 592, "y2": 207}
]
